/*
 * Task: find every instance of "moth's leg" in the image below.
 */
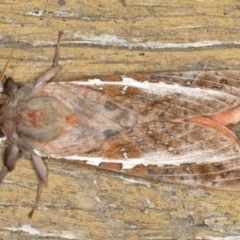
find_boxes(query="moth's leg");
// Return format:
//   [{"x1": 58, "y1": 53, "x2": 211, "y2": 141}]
[
  {"x1": 0, "y1": 166, "x2": 8, "y2": 182},
  {"x1": 28, "y1": 180, "x2": 44, "y2": 218},
  {"x1": 35, "y1": 31, "x2": 64, "y2": 86},
  {"x1": 0, "y1": 145, "x2": 19, "y2": 183},
  {"x1": 28, "y1": 154, "x2": 47, "y2": 218}
]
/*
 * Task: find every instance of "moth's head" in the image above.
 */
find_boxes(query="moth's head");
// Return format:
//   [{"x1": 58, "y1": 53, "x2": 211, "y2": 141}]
[
  {"x1": 0, "y1": 77, "x2": 19, "y2": 138},
  {"x1": 0, "y1": 50, "x2": 16, "y2": 138}
]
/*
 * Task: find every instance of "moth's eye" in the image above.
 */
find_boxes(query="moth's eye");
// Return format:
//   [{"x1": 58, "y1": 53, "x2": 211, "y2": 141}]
[{"x1": 3, "y1": 77, "x2": 18, "y2": 96}]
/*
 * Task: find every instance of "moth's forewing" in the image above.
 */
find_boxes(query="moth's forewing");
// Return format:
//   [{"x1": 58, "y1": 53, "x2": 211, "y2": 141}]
[{"x1": 36, "y1": 71, "x2": 240, "y2": 191}]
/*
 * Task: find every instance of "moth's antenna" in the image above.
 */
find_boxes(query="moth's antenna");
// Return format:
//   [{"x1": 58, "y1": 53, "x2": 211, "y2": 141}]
[{"x1": 0, "y1": 50, "x2": 13, "y2": 83}]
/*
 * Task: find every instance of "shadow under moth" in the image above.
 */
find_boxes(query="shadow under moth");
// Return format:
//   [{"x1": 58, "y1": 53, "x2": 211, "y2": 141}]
[{"x1": 1, "y1": 31, "x2": 240, "y2": 217}]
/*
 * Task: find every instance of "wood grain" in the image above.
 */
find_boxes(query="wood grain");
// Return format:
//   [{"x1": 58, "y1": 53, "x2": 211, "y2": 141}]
[{"x1": 1, "y1": 0, "x2": 240, "y2": 239}]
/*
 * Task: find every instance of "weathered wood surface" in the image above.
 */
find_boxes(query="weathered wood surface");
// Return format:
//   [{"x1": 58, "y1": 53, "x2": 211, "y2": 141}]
[{"x1": 1, "y1": 0, "x2": 240, "y2": 239}]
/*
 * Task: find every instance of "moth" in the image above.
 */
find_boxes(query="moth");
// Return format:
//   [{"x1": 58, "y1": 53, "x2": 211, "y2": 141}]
[{"x1": 1, "y1": 31, "x2": 240, "y2": 217}]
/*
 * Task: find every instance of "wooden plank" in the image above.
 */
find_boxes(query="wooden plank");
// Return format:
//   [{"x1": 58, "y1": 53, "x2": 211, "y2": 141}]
[{"x1": 1, "y1": 0, "x2": 240, "y2": 239}]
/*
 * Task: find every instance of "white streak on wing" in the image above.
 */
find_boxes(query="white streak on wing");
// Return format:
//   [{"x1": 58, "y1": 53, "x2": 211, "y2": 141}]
[
  {"x1": 55, "y1": 77, "x2": 237, "y2": 104},
  {"x1": 0, "y1": 136, "x2": 6, "y2": 142},
  {"x1": 43, "y1": 145, "x2": 239, "y2": 170},
  {"x1": 87, "y1": 78, "x2": 103, "y2": 83},
  {"x1": 121, "y1": 85, "x2": 128, "y2": 94},
  {"x1": 122, "y1": 152, "x2": 128, "y2": 159},
  {"x1": 34, "y1": 149, "x2": 43, "y2": 156}
]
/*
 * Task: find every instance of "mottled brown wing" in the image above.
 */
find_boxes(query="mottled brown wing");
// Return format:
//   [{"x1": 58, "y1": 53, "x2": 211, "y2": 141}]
[
  {"x1": 122, "y1": 71, "x2": 240, "y2": 190},
  {"x1": 45, "y1": 71, "x2": 240, "y2": 190}
]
